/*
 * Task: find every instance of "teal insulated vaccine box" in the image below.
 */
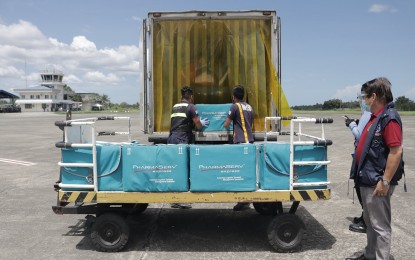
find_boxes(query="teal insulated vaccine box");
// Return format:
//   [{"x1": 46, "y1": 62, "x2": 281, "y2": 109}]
[
  {"x1": 258, "y1": 143, "x2": 327, "y2": 190},
  {"x1": 122, "y1": 144, "x2": 189, "y2": 192},
  {"x1": 60, "y1": 142, "x2": 123, "y2": 191},
  {"x1": 189, "y1": 144, "x2": 256, "y2": 192},
  {"x1": 197, "y1": 103, "x2": 233, "y2": 132}
]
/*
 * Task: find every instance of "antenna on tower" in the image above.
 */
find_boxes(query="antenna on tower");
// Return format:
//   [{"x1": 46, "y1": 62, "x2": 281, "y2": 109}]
[{"x1": 25, "y1": 60, "x2": 28, "y2": 88}]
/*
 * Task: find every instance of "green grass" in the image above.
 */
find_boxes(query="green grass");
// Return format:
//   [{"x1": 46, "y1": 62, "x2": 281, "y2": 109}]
[
  {"x1": 291, "y1": 109, "x2": 415, "y2": 116},
  {"x1": 54, "y1": 108, "x2": 415, "y2": 117},
  {"x1": 54, "y1": 109, "x2": 139, "y2": 115}
]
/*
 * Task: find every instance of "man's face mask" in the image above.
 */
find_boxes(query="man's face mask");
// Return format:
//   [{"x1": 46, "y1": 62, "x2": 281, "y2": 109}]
[
  {"x1": 362, "y1": 93, "x2": 373, "y2": 112},
  {"x1": 359, "y1": 92, "x2": 371, "y2": 112}
]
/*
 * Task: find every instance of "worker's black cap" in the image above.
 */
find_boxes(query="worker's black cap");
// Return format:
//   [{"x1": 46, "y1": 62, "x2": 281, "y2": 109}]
[{"x1": 181, "y1": 86, "x2": 193, "y2": 96}]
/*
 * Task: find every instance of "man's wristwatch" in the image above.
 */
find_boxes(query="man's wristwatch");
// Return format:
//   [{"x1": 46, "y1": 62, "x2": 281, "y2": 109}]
[{"x1": 382, "y1": 178, "x2": 390, "y2": 186}]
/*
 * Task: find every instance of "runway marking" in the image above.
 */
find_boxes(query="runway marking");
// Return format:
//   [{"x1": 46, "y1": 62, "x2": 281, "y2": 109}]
[{"x1": 0, "y1": 158, "x2": 36, "y2": 166}]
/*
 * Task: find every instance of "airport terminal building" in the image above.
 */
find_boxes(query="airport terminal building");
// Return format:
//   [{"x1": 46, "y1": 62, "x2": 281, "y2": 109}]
[{"x1": 14, "y1": 69, "x2": 76, "y2": 112}]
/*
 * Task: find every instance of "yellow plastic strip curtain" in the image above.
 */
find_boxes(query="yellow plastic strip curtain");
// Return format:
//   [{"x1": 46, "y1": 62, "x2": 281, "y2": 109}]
[
  {"x1": 260, "y1": 29, "x2": 293, "y2": 127},
  {"x1": 152, "y1": 18, "x2": 292, "y2": 132}
]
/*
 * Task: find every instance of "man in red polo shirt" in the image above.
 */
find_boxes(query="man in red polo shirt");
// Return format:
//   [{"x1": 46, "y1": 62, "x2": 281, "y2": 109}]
[{"x1": 346, "y1": 78, "x2": 403, "y2": 260}]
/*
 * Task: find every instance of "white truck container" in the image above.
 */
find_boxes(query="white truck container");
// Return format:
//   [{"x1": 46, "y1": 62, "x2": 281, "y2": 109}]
[{"x1": 141, "y1": 10, "x2": 292, "y2": 143}]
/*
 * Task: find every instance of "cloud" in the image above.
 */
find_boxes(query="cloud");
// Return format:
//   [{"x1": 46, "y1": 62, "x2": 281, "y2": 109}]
[
  {"x1": 333, "y1": 84, "x2": 361, "y2": 101},
  {"x1": 369, "y1": 4, "x2": 398, "y2": 13},
  {"x1": 65, "y1": 74, "x2": 82, "y2": 84},
  {"x1": 0, "y1": 66, "x2": 23, "y2": 78},
  {"x1": 26, "y1": 72, "x2": 40, "y2": 82},
  {"x1": 0, "y1": 19, "x2": 140, "y2": 103},
  {"x1": 0, "y1": 20, "x2": 47, "y2": 48},
  {"x1": 71, "y1": 36, "x2": 97, "y2": 50},
  {"x1": 84, "y1": 71, "x2": 121, "y2": 83},
  {"x1": 49, "y1": 37, "x2": 68, "y2": 48},
  {"x1": 404, "y1": 87, "x2": 415, "y2": 100}
]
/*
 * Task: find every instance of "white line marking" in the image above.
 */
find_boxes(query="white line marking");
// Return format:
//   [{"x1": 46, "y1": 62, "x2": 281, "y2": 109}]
[{"x1": 0, "y1": 158, "x2": 36, "y2": 166}]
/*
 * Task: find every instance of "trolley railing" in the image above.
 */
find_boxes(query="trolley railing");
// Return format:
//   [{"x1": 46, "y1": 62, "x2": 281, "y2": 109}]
[
  {"x1": 54, "y1": 116, "x2": 131, "y2": 191},
  {"x1": 264, "y1": 116, "x2": 333, "y2": 190}
]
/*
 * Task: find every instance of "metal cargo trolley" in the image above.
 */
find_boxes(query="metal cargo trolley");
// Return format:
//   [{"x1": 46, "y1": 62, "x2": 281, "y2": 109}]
[{"x1": 52, "y1": 115, "x2": 333, "y2": 252}]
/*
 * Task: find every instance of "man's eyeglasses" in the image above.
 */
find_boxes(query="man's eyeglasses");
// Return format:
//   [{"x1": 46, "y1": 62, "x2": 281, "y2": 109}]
[{"x1": 358, "y1": 92, "x2": 372, "y2": 99}]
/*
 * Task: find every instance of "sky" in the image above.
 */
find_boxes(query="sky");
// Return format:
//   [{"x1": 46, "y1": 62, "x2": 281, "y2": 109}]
[{"x1": 0, "y1": 0, "x2": 414, "y2": 106}]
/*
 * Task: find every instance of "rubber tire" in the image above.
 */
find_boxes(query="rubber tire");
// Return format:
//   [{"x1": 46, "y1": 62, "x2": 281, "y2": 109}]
[
  {"x1": 126, "y1": 203, "x2": 148, "y2": 215},
  {"x1": 253, "y1": 202, "x2": 279, "y2": 215},
  {"x1": 90, "y1": 213, "x2": 130, "y2": 252},
  {"x1": 267, "y1": 213, "x2": 304, "y2": 252}
]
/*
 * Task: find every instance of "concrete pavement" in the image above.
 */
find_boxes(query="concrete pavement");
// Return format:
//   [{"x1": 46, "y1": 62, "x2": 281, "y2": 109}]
[{"x1": 0, "y1": 111, "x2": 414, "y2": 260}]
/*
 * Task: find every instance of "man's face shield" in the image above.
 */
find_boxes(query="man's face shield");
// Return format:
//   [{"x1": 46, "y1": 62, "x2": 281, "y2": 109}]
[{"x1": 357, "y1": 92, "x2": 367, "y2": 111}]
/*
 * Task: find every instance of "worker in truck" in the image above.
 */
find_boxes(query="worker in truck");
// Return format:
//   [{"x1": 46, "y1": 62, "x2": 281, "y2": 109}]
[
  {"x1": 224, "y1": 85, "x2": 254, "y2": 211},
  {"x1": 168, "y1": 86, "x2": 209, "y2": 209}
]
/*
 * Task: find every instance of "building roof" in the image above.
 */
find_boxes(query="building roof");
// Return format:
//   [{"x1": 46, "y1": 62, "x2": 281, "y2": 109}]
[
  {"x1": 0, "y1": 90, "x2": 19, "y2": 99},
  {"x1": 15, "y1": 99, "x2": 75, "y2": 104},
  {"x1": 14, "y1": 85, "x2": 58, "y2": 92}
]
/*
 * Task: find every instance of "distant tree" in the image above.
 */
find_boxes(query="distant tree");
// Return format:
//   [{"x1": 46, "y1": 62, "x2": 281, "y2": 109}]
[
  {"x1": 95, "y1": 94, "x2": 111, "y2": 109},
  {"x1": 63, "y1": 85, "x2": 76, "y2": 93},
  {"x1": 69, "y1": 93, "x2": 82, "y2": 102},
  {"x1": 341, "y1": 100, "x2": 360, "y2": 109},
  {"x1": 119, "y1": 102, "x2": 129, "y2": 108},
  {"x1": 291, "y1": 96, "x2": 415, "y2": 111},
  {"x1": 291, "y1": 103, "x2": 323, "y2": 110},
  {"x1": 395, "y1": 96, "x2": 415, "y2": 111},
  {"x1": 101, "y1": 94, "x2": 110, "y2": 103},
  {"x1": 62, "y1": 85, "x2": 75, "y2": 100},
  {"x1": 322, "y1": 99, "x2": 342, "y2": 110}
]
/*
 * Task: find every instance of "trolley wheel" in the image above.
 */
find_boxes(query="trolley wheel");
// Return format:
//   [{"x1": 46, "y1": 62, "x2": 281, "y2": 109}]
[
  {"x1": 267, "y1": 213, "x2": 304, "y2": 253},
  {"x1": 85, "y1": 215, "x2": 96, "y2": 230},
  {"x1": 253, "y1": 202, "x2": 281, "y2": 215},
  {"x1": 90, "y1": 213, "x2": 130, "y2": 252}
]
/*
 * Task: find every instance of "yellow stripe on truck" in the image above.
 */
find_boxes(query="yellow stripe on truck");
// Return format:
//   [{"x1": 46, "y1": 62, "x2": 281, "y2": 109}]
[{"x1": 171, "y1": 113, "x2": 187, "y2": 118}]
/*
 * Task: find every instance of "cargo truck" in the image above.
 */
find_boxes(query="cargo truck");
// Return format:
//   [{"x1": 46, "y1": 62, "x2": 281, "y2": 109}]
[{"x1": 141, "y1": 10, "x2": 292, "y2": 143}]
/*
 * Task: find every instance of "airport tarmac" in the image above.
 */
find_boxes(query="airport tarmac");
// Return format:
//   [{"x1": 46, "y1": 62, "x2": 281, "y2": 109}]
[{"x1": 0, "y1": 111, "x2": 414, "y2": 260}]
